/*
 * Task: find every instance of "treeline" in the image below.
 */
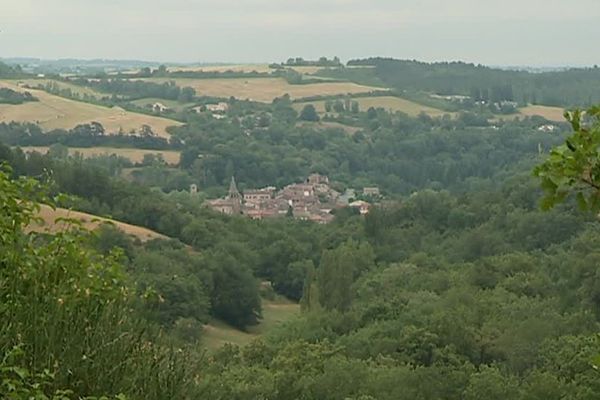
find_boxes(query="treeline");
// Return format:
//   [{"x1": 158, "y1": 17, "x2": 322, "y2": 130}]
[
  {"x1": 70, "y1": 77, "x2": 196, "y2": 101},
  {"x1": 329, "y1": 58, "x2": 600, "y2": 107},
  {"x1": 281, "y1": 56, "x2": 342, "y2": 67},
  {"x1": 0, "y1": 87, "x2": 38, "y2": 104},
  {"x1": 0, "y1": 122, "x2": 178, "y2": 149}
]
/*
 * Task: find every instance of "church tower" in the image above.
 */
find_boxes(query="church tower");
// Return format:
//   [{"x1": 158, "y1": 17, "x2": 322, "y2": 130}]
[{"x1": 227, "y1": 176, "x2": 242, "y2": 214}]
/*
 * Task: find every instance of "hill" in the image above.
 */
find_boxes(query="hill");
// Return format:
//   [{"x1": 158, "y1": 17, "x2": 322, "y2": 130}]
[
  {"x1": 0, "y1": 80, "x2": 181, "y2": 137},
  {"x1": 29, "y1": 205, "x2": 168, "y2": 242}
]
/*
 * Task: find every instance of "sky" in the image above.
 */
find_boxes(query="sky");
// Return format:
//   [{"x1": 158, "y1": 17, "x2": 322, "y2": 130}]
[{"x1": 1, "y1": 0, "x2": 599, "y2": 66}]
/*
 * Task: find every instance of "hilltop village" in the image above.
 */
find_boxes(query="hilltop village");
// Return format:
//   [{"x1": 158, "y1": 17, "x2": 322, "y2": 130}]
[{"x1": 204, "y1": 174, "x2": 378, "y2": 223}]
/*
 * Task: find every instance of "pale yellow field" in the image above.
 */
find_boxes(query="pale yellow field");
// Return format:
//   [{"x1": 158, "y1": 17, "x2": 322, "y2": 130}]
[
  {"x1": 294, "y1": 96, "x2": 449, "y2": 117},
  {"x1": 18, "y1": 146, "x2": 181, "y2": 165},
  {"x1": 519, "y1": 105, "x2": 566, "y2": 122},
  {"x1": 0, "y1": 81, "x2": 181, "y2": 137},
  {"x1": 29, "y1": 205, "x2": 168, "y2": 242},
  {"x1": 142, "y1": 77, "x2": 382, "y2": 103}
]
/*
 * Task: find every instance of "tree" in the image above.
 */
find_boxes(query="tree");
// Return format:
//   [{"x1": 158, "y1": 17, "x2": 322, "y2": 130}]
[
  {"x1": 333, "y1": 100, "x2": 345, "y2": 113},
  {"x1": 317, "y1": 240, "x2": 375, "y2": 312},
  {"x1": 299, "y1": 104, "x2": 320, "y2": 122},
  {"x1": 534, "y1": 107, "x2": 600, "y2": 211}
]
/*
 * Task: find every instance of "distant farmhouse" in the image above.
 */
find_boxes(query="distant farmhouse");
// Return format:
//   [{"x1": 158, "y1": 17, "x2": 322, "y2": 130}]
[
  {"x1": 193, "y1": 102, "x2": 229, "y2": 119},
  {"x1": 205, "y1": 174, "x2": 372, "y2": 223}
]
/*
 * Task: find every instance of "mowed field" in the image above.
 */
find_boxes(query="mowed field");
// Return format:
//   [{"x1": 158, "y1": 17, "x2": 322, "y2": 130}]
[
  {"x1": 29, "y1": 205, "x2": 168, "y2": 242},
  {"x1": 141, "y1": 77, "x2": 383, "y2": 103},
  {"x1": 519, "y1": 105, "x2": 566, "y2": 122},
  {"x1": 295, "y1": 96, "x2": 450, "y2": 118},
  {"x1": 202, "y1": 297, "x2": 300, "y2": 351},
  {"x1": 18, "y1": 146, "x2": 181, "y2": 165},
  {"x1": 0, "y1": 81, "x2": 181, "y2": 137}
]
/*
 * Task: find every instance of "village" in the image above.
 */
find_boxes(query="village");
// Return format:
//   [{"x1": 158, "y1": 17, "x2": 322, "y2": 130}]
[{"x1": 203, "y1": 173, "x2": 380, "y2": 223}]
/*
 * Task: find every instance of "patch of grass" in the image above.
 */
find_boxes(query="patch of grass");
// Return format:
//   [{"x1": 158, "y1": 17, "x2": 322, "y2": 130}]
[
  {"x1": 202, "y1": 296, "x2": 300, "y2": 351},
  {"x1": 0, "y1": 80, "x2": 181, "y2": 137}
]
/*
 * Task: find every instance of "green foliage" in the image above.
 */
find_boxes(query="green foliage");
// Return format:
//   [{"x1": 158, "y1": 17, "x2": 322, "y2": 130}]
[
  {"x1": 0, "y1": 88, "x2": 38, "y2": 105},
  {"x1": 299, "y1": 104, "x2": 320, "y2": 121},
  {"x1": 0, "y1": 166, "x2": 194, "y2": 399},
  {"x1": 534, "y1": 107, "x2": 600, "y2": 211}
]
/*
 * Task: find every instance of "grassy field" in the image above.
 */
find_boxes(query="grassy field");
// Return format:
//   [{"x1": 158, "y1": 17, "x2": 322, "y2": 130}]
[
  {"x1": 29, "y1": 205, "x2": 168, "y2": 242},
  {"x1": 518, "y1": 105, "x2": 566, "y2": 122},
  {"x1": 202, "y1": 296, "x2": 300, "y2": 351},
  {"x1": 294, "y1": 95, "x2": 450, "y2": 118},
  {"x1": 141, "y1": 77, "x2": 383, "y2": 103},
  {"x1": 18, "y1": 146, "x2": 181, "y2": 165},
  {"x1": 0, "y1": 81, "x2": 181, "y2": 137}
]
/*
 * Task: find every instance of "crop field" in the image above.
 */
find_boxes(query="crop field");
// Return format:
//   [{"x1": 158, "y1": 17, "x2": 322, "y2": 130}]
[
  {"x1": 141, "y1": 77, "x2": 383, "y2": 103},
  {"x1": 29, "y1": 205, "x2": 168, "y2": 242},
  {"x1": 519, "y1": 105, "x2": 566, "y2": 122},
  {"x1": 202, "y1": 297, "x2": 300, "y2": 351},
  {"x1": 18, "y1": 146, "x2": 181, "y2": 165},
  {"x1": 294, "y1": 95, "x2": 449, "y2": 117},
  {"x1": 0, "y1": 81, "x2": 181, "y2": 137}
]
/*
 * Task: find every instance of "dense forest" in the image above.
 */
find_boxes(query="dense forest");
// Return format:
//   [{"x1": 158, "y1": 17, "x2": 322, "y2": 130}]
[
  {"x1": 316, "y1": 58, "x2": 600, "y2": 107},
  {"x1": 2, "y1": 102, "x2": 600, "y2": 398}
]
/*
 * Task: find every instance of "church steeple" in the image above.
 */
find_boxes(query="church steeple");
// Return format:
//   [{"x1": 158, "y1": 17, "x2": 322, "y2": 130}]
[{"x1": 228, "y1": 176, "x2": 241, "y2": 200}]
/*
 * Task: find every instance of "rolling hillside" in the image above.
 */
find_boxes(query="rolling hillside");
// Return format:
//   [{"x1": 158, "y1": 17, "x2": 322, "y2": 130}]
[
  {"x1": 0, "y1": 80, "x2": 181, "y2": 137},
  {"x1": 29, "y1": 205, "x2": 168, "y2": 242}
]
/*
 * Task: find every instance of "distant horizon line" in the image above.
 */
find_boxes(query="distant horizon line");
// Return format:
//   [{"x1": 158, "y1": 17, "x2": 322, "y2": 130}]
[{"x1": 1, "y1": 56, "x2": 596, "y2": 70}]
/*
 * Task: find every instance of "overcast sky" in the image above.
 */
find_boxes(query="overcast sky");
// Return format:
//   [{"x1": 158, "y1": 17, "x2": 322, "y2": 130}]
[{"x1": 1, "y1": 0, "x2": 599, "y2": 66}]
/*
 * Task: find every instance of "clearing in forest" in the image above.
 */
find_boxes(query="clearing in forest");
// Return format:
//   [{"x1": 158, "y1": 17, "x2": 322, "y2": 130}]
[
  {"x1": 141, "y1": 77, "x2": 383, "y2": 103},
  {"x1": 202, "y1": 297, "x2": 300, "y2": 351},
  {"x1": 0, "y1": 81, "x2": 181, "y2": 138},
  {"x1": 18, "y1": 146, "x2": 181, "y2": 165},
  {"x1": 29, "y1": 205, "x2": 168, "y2": 242}
]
